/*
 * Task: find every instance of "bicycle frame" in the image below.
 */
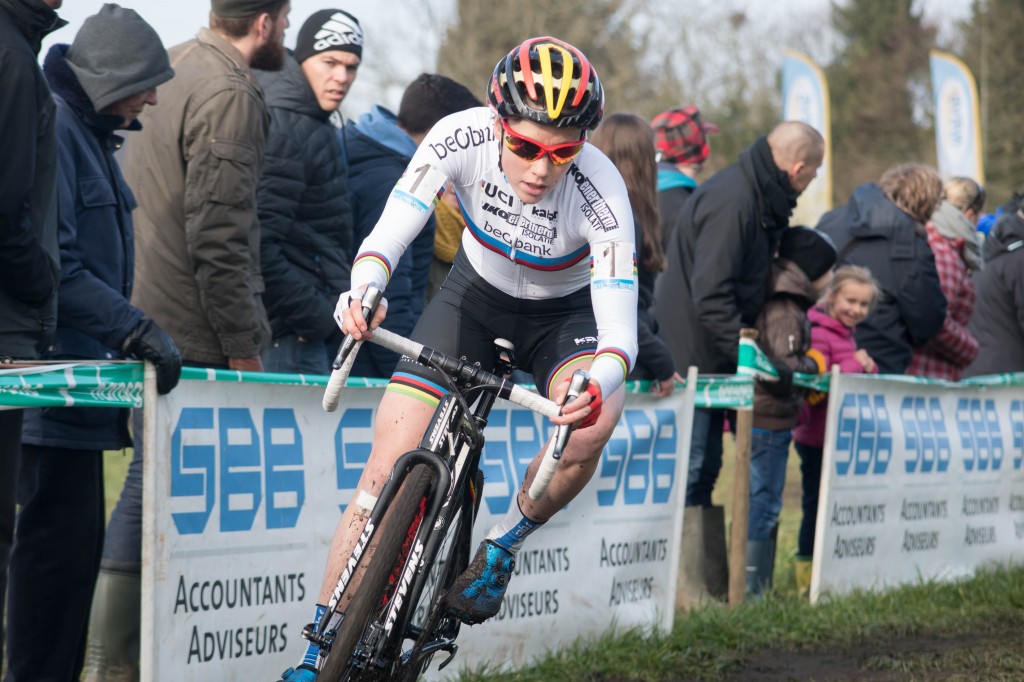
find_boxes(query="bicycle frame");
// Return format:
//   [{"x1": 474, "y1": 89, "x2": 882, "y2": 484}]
[{"x1": 314, "y1": 341, "x2": 514, "y2": 677}]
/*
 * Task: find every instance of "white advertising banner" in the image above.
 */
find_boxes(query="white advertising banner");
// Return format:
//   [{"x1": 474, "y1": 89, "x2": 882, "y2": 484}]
[
  {"x1": 141, "y1": 375, "x2": 694, "y2": 680},
  {"x1": 812, "y1": 374, "x2": 1024, "y2": 602}
]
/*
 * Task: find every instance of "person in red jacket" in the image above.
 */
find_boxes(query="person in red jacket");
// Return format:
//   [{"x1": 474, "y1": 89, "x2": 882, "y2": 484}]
[
  {"x1": 906, "y1": 177, "x2": 985, "y2": 381},
  {"x1": 791, "y1": 265, "x2": 879, "y2": 596}
]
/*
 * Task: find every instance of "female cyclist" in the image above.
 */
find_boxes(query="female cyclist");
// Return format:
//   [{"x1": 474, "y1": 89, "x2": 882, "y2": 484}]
[{"x1": 281, "y1": 36, "x2": 638, "y2": 681}]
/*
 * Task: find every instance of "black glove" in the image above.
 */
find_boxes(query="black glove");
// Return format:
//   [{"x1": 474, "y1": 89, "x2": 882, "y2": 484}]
[
  {"x1": 123, "y1": 318, "x2": 182, "y2": 394},
  {"x1": 762, "y1": 355, "x2": 794, "y2": 398}
]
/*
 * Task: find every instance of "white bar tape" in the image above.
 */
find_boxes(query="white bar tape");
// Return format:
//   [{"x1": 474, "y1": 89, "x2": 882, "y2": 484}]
[
  {"x1": 322, "y1": 340, "x2": 362, "y2": 412},
  {"x1": 527, "y1": 437, "x2": 560, "y2": 501}
]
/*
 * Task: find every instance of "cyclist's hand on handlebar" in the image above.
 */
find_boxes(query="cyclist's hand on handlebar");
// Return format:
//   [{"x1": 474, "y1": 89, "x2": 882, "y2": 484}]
[
  {"x1": 334, "y1": 286, "x2": 388, "y2": 340},
  {"x1": 549, "y1": 380, "x2": 602, "y2": 428}
]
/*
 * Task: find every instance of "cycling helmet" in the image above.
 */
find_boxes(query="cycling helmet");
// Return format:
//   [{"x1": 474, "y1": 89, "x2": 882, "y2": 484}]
[{"x1": 487, "y1": 36, "x2": 604, "y2": 131}]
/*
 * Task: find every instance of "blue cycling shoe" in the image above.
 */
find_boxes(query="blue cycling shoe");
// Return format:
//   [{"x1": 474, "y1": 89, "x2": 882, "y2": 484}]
[
  {"x1": 278, "y1": 664, "x2": 317, "y2": 681},
  {"x1": 444, "y1": 540, "x2": 515, "y2": 624}
]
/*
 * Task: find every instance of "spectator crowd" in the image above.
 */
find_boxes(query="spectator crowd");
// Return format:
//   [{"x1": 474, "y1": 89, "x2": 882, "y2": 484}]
[{"x1": 1, "y1": 0, "x2": 1022, "y2": 678}]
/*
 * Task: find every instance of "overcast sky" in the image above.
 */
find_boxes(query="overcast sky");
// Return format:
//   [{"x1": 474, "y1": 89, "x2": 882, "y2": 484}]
[{"x1": 42, "y1": 0, "x2": 975, "y2": 118}]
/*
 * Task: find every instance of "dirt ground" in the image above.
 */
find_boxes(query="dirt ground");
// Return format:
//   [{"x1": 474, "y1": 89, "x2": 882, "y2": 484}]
[{"x1": 718, "y1": 629, "x2": 1024, "y2": 682}]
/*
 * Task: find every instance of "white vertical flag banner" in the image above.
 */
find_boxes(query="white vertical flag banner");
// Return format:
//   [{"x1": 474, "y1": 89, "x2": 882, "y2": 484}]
[
  {"x1": 929, "y1": 49, "x2": 985, "y2": 184},
  {"x1": 781, "y1": 49, "x2": 832, "y2": 227}
]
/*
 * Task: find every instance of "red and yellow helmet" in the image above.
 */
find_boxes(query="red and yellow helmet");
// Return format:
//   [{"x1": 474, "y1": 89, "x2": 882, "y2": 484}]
[{"x1": 487, "y1": 37, "x2": 604, "y2": 131}]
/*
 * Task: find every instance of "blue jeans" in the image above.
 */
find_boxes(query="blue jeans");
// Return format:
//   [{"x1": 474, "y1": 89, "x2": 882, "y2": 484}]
[
  {"x1": 261, "y1": 334, "x2": 332, "y2": 375},
  {"x1": 748, "y1": 428, "x2": 792, "y2": 541},
  {"x1": 795, "y1": 441, "x2": 823, "y2": 558},
  {"x1": 101, "y1": 408, "x2": 143, "y2": 574},
  {"x1": 686, "y1": 408, "x2": 725, "y2": 507}
]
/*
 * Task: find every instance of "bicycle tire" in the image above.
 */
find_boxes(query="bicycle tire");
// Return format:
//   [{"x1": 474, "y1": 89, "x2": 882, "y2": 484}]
[
  {"x1": 319, "y1": 464, "x2": 434, "y2": 682},
  {"x1": 391, "y1": 468, "x2": 483, "y2": 681}
]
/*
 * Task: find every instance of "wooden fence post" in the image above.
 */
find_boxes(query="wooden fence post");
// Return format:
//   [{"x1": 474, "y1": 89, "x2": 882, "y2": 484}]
[{"x1": 729, "y1": 328, "x2": 758, "y2": 606}]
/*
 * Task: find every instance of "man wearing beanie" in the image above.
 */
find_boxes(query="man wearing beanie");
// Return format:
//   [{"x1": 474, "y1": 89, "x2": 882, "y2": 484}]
[
  {"x1": 81, "y1": 1, "x2": 289, "y2": 679},
  {"x1": 745, "y1": 225, "x2": 836, "y2": 598},
  {"x1": 651, "y1": 105, "x2": 718, "y2": 251},
  {"x1": 255, "y1": 9, "x2": 362, "y2": 375},
  {"x1": 0, "y1": 0, "x2": 64, "y2": 671},
  {"x1": 4, "y1": 6, "x2": 179, "y2": 680}
]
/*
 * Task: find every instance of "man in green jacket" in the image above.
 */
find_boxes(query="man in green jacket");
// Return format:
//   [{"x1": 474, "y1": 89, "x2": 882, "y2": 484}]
[{"x1": 124, "y1": 0, "x2": 291, "y2": 372}]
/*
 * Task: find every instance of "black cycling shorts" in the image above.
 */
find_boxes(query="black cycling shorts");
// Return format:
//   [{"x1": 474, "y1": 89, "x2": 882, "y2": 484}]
[{"x1": 387, "y1": 250, "x2": 598, "y2": 405}]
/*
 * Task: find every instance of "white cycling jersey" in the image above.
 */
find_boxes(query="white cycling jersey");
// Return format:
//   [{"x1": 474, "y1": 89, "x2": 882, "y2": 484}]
[{"x1": 349, "y1": 106, "x2": 638, "y2": 396}]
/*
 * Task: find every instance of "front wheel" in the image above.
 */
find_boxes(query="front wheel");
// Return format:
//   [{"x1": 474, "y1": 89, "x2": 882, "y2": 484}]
[
  {"x1": 319, "y1": 464, "x2": 434, "y2": 681},
  {"x1": 390, "y1": 468, "x2": 482, "y2": 682}
]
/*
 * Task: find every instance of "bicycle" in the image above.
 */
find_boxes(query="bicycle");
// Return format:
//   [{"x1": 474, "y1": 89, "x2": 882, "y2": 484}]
[{"x1": 307, "y1": 287, "x2": 587, "y2": 681}]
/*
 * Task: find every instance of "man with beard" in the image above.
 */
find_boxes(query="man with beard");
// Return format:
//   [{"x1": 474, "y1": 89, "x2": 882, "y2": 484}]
[
  {"x1": 124, "y1": 0, "x2": 289, "y2": 374},
  {"x1": 81, "y1": 2, "x2": 289, "y2": 679}
]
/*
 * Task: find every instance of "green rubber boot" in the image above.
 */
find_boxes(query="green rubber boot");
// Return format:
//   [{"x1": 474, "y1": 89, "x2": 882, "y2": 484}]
[
  {"x1": 795, "y1": 557, "x2": 813, "y2": 600},
  {"x1": 83, "y1": 570, "x2": 141, "y2": 682}
]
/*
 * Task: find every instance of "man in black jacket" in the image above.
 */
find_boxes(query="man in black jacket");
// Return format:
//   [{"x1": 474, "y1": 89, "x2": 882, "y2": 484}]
[
  {"x1": 964, "y1": 196, "x2": 1024, "y2": 377},
  {"x1": 652, "y1": 121, "x2": 823, "y2": 605},
  {"x1": 6, "y1": 6, "x2": 181, "y2": 680},
  {"x1": 0, "y1": 0, "x2": 64, "y2": 666},
  {"x1": 257, "y1": 8, "x2": 362, "y2": 374}
]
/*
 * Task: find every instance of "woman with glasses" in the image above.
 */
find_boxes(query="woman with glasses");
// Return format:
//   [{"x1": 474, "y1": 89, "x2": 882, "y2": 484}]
[{"x1": 281, "y1": 37, "x2": 637, "y2": 681}]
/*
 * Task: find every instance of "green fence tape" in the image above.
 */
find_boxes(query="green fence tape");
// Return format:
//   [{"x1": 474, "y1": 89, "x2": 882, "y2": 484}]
[
  {"x1": 0, "y1": 354, "x2": 1020, "y2": 410},
  {"x1": 0, "y1": 362, "x2": 143, "y2": 408}
]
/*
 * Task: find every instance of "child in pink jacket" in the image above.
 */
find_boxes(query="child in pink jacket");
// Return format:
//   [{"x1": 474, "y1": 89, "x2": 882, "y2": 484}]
[{"x1": 791, "y1": 265, "x2": 879, "y2": 593}]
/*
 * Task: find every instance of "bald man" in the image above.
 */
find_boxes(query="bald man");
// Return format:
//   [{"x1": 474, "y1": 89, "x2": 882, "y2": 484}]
[{"x1": 652, "y1": 120, "x2": 823, "y2": 605}]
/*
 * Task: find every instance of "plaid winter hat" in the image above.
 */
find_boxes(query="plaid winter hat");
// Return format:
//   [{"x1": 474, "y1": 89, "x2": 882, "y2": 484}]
[{"x1": 651, "y1": 106, "x2": 719, "y2": 166}]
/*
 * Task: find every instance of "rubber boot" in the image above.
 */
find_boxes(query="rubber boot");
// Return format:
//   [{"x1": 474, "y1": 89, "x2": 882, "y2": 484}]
[
  {"x1": 83, "y1": 570, "x2": 141, "y2": 682},
  {"x1": 744, "y1": 539, "x2": 776, "y2": 599},
  {"x1": 676, "y1": 505, "x2": 729, "y2": 611},
  {"x1": 794, "y1": 557, "x2": 812, "y2": 600},
  {"x1": 702, "y1": 506, "x2": 729, "y2": 600}
]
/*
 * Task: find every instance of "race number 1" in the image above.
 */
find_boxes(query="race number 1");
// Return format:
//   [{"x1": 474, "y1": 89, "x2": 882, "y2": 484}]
[
  {"x1": 391, "y1": 163, "x2": 448, "y2": 214},
  {"x1": 591, "y1": 242, "x2": 637, "y2": 290}
]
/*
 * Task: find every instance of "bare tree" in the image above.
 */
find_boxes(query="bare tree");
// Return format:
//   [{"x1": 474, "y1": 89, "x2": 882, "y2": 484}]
[{"x1": 960, "y1": 0, "x2": 1024, "y2": 206}]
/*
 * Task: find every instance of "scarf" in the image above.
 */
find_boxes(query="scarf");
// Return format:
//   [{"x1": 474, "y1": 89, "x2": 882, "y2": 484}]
[
  {"x1": 740, "y1": 136, "x2": 798, "y2": 231},
  {"x1": 930, "y1": 200, "x2": 984, "y2": 272}
]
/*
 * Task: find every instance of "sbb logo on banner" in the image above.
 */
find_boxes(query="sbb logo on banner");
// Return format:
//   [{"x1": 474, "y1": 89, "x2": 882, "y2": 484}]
[
  {"x1": 955, "y1": 398, "x2": 1006, "y2": 471},
  {"x1": 814, "y1": 375, "x2": 1024, "y2": 604},
  {"x1": 315, "y1": 403, "x2": 675, "y2": 516},
  {"x1": 832, "y1": 393, "x2": 892, "y2": 476},
  {"x1": 170, "y1": 408, "x2": 305, "y2": 534}
]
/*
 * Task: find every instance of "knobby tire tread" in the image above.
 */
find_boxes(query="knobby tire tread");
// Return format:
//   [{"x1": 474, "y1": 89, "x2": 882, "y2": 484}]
[{"x1": 320, "y1": 464, "x2": 433, "y2": 682}]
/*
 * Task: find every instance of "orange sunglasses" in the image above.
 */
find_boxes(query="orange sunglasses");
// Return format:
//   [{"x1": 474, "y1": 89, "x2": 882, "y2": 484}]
[{"x1": 500, "y1": 118, "x2": 586, "y2": 166}]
